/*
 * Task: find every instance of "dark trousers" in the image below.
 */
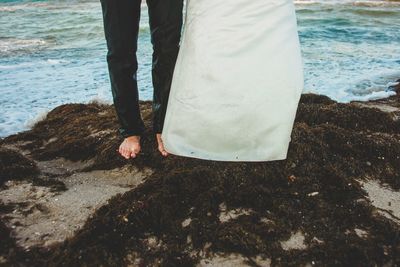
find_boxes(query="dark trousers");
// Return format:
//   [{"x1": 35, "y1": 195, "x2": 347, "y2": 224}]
[{"x1": 100, "y1": 0, "x2": 183, "y2": 138}]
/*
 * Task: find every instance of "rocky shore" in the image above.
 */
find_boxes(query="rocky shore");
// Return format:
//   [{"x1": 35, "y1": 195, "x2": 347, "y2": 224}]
[{"x1": 0, "y1": 84, "x2": 399, "y2": 266}]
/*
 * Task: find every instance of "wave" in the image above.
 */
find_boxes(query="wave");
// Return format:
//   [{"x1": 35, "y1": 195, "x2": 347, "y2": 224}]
[
  {"x1": 294, "y1": 0, "x2": 400, "y2": 7},
  {"x1": 0, "y1": 59, "x2": 70, "y2": 70},
  {"x1": 0, "y1": 2, "x2": 50, "y2": 12},
  {"x1": 0, "y1": 37, "x2": 52, "y2": 55},
  {"x1": 345, "y1": 90, "x2": 397, "y2": 102},
  {"x1": 313, "y1": 70, "x2": 400, "y2": 103}
]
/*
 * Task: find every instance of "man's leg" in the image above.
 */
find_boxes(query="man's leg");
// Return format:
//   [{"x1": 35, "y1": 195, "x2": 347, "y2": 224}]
[
  {"x1": 100, "y1": 0, "x2": 144, "y2": 159},
  {"x1": 147, "y1": 0, "x2": 183, "y2": 155}
]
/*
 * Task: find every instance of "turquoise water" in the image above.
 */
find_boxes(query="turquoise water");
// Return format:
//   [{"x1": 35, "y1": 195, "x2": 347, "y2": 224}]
[{"x1": 0, "y1": 0, "x2": 399, "y2": 137}]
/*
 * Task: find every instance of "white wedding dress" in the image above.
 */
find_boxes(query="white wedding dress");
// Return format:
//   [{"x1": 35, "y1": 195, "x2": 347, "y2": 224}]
[{"x1": 161, "y1": 0, "x2": 304, "y2": 161}]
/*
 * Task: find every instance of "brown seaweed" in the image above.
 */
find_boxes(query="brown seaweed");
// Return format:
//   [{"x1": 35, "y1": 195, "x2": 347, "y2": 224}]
[{"x1": 1, "y1": 93, "x2": 399, "y2": 266}]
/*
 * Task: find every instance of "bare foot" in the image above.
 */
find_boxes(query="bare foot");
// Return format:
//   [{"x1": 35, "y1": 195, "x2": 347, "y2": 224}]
[
  {"x1": 156, "y1": 133, "x2": 169, "y2": 157},
  {"x1": 117, "y1": 136, "x2": 141, "y2": 159}
]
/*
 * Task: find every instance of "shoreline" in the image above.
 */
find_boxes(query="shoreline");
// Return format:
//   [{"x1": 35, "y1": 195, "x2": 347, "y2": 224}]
[
  {"x1": 0, "y1": 86, "x2": 399, "y2": 266},
  {"x1": 1, "y1": 81, "x2": 399, "y2": 141}
]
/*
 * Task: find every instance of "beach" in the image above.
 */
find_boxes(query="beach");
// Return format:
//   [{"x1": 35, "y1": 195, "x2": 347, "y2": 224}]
[
  {"x1": 1, "y1": 87, "x2": 399, "y2": 266},
  {"x1": 1, "y1": 0, "x2": 400, "y2": 265}
]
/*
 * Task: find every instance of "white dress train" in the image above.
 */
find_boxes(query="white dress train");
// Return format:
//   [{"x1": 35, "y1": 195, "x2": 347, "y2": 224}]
[{"x1": 161, "y1": 0, "x2": 304, "y2": 161}]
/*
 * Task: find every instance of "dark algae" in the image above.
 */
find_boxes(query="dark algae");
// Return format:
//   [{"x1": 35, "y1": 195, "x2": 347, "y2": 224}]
[
  {"x1": 0, "y1": 148, "x2": 40, "y2": 186},
  {"x1": 1, "y1": 93, "x2": 399, "y2": 266}
]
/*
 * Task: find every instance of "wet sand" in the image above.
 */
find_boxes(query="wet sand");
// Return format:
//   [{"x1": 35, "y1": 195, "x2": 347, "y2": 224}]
[{"x1": 0, "y1": 85, "x2": 399, "y2": 266}]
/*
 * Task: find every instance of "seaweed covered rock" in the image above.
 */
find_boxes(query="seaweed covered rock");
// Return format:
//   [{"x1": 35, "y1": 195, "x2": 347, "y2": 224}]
[
  {"x1": 1, "y1": 93, "x2": 399, "y2": 266},
  {"x1": 3, "y1": 101, "x2": 153, "y2": 171},
  {"x1": 0, "y1": 148, "x2": 39, "y2": 186}
]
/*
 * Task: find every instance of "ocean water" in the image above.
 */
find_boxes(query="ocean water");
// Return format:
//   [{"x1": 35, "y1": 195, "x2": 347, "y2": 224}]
[{"x1": 0, "y1": 0, "x2": 399, "y2": 137}]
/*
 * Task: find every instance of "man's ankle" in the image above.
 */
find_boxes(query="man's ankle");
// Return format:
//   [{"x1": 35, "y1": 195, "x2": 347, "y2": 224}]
[{"x1": 125, "y1": 135, "x2": 141, "y2": 141}]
